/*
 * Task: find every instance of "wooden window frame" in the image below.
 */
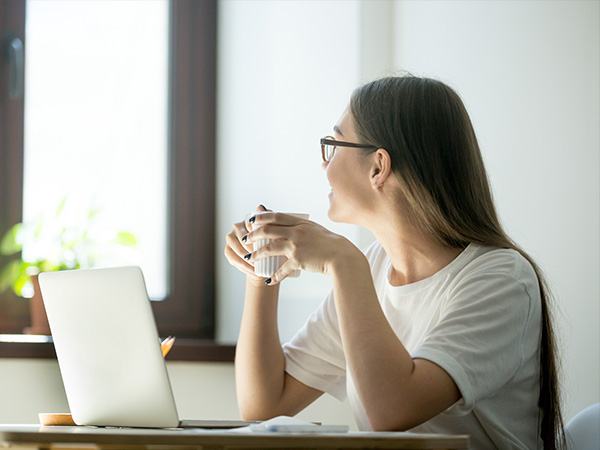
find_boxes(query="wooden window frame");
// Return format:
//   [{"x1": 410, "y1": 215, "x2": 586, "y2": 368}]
[{"x1": 0, "y1": 0, "x2": 223, "y2": 355}]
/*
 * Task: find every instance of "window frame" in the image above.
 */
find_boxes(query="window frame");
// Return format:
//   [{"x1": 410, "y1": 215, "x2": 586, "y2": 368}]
[{"x1": 0, "y1": 0, "x2": 218, "y2": 342}]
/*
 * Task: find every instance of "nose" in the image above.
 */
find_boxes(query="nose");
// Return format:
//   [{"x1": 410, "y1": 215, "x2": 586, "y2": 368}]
[{"x1": 321, "y1": 161, "x2": 328, "y2": 171}]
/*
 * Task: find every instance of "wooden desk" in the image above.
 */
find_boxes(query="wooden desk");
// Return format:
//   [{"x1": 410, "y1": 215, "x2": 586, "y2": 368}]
[{"x1": 0, "y1": 425, "x2": 469, "y2": 449}]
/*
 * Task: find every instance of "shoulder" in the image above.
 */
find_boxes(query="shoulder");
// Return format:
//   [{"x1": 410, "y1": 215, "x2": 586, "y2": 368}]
[
  {"x1": 362, "y1": 240, "x2": 387, "y2": 265},
  {"x1": 446, "y1": 244, "x2": 541, "y2": 317},
  {"x1": 362, "y1": 240, "x2": 390, "y2": 276},
  {"x1": 458, "y1": 244, "x2": 538, "y2": 287}
]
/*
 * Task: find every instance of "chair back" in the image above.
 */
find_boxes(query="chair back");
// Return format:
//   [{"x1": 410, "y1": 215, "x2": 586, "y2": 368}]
[{"x1": 565, "y1": 403, "x2": 600, "y2": 450}]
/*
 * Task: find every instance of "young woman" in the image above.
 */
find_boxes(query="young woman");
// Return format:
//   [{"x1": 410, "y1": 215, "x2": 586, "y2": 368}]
[{"x1": 224, "y1": 76, "x2": 565, "y2": 449}]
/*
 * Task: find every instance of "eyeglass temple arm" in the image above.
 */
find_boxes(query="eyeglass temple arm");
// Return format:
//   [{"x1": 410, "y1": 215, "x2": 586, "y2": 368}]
[{"x1": 320, "y1": 138, "x2": 378, "y2": 150}]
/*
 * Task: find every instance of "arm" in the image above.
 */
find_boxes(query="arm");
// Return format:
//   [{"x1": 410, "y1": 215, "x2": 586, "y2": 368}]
[
  {"x1": 329, "y1": 250, "x2": 460, "y2": 431},
  {"x1": 225, "y1": 209, "x2": 322, "y2": 420},
  {"x1": 245, "y1": 213, "x2": 460, "y2": 430},
  {"x1": 235, "y1": 278, "x2": 322, "y2": 420}
]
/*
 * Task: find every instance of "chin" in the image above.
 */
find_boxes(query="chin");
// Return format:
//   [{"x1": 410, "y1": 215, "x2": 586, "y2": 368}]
[
  {"x1": 327, "y1": 195, "x2": 339, "y2": 222},
  {"x1": 327, "y1": 193, "x2": 355, "y2": 224},
  {"x1": 327, "y1": 204, "x2": 349, "y2": 224}
]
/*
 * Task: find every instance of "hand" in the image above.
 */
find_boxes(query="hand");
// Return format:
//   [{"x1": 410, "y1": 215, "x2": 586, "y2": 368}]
[
  {"x1": 224, "y1": 204, "x2": 270, "y2": 286},
  {"x1": 243, "y1": 212, "x2": 359, "y2": 285}
]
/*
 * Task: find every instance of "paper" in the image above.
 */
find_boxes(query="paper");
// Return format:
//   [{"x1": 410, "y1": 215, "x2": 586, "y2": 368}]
[{"x1": 232, "y1": 416, "x2": 348, "y2": 434}]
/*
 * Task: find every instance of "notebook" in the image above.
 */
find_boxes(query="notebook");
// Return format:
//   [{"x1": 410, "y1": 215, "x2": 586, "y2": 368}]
[{"x1": 38, "y1": 266, "x2": 252, "y2": 429}]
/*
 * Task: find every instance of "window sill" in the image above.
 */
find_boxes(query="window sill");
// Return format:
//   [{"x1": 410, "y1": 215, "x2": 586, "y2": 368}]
[{"x1": 0, "y1": 335, "x2": 235, "y2": 362}]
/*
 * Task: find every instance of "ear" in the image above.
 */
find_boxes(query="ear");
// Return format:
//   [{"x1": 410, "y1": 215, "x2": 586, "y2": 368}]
[{"x1": 370, "y1": 148, "x2": 392, "y2": 191}]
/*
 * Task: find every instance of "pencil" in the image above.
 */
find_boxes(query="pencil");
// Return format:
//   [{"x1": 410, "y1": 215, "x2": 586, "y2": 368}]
[{"x1": 161, "y1": 336, "x2": 175, "y2": 357}]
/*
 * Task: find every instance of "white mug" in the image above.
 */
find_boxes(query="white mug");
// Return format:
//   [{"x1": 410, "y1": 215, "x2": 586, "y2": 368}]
[{"x1": 252, "y1": 212, "x2": 309, "y2": 278}]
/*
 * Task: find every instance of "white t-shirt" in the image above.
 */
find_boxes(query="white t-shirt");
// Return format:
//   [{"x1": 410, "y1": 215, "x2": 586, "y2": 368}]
[{"x1": 283, "y1": 242, "x2": 543, "y2": 449}]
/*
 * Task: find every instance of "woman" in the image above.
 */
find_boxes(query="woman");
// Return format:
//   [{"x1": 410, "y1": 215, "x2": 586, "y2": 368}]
[{"x1": 224, "y1": 76, "x2": 565, "y2": 449}]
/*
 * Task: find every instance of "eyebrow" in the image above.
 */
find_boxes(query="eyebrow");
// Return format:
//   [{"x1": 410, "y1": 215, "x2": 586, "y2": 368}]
[{"x1": 333, "y1": 125, "x2": 344, "y2": 137}]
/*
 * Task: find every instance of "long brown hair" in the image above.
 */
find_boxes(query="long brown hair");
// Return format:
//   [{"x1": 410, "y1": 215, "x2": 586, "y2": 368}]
[{"x1": 350, "y1": 76, "x2": 565, "y2": 449}]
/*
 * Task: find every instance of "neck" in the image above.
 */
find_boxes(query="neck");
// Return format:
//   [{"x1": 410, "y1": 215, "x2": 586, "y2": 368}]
[{"x1": 368, "y1": 212, "x2": 464, "y2": 287}]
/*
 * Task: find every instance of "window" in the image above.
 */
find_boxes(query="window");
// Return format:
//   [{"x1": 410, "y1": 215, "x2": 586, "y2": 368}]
[
  {"x1": 0, "y1": 0, "x2": 217, "y2": 340},
  {"x1": 24, "y1": 0, "x2": 169, "y2": 299}
]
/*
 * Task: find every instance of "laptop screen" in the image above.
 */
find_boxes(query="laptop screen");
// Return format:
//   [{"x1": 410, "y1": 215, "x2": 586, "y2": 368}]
[{"x1": 39, "y1": 266, "x2": 180, "y2": 428}]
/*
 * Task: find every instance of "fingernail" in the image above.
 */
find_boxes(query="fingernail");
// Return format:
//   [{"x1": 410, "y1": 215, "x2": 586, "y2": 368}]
[
  {"x1": 259, "y1": 204, "x2": 267, "y2": 210},
  {"x1": 248, "y1": 216, "x2": 256, "y2": 223},
  {"x1": 244, "y1": 253, "x2": 251, "y2": 260},
  {"x1": 265, "y1": 278, "x2": 272, "y2": 285},
  {"x1": 242, "y1": 234, "x2": 248, "y2": 243}
]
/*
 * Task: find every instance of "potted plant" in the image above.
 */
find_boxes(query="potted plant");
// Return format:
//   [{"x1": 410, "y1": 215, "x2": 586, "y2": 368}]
[{"x1": 0, "y1": 198, "x2": 137, "y2": 334}]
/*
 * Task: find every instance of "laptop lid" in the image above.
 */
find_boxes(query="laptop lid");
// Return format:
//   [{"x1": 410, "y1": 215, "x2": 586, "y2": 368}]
[{"x1": 39, "y1": 266, "x2": 180, "y2": 428}]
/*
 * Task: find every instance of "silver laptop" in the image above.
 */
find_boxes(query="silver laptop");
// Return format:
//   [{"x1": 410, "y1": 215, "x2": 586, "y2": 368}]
[{"x1": 39, "y1": 266, "x2": 251, "y2": 429}]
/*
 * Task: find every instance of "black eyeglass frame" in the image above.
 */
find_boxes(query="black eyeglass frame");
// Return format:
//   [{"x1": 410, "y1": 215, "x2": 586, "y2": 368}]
[{"x1": 320, "y1": 136, "x2": 379, "y2": 162}]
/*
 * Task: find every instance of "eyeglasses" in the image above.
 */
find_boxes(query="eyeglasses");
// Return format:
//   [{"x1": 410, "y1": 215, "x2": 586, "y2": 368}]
[{"x1": 320, "y1": 136, "x2": 379, "y2": 162}]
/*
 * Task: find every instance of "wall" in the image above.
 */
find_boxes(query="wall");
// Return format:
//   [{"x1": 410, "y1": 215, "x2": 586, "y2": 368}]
[
  {"x1": 216, "y1": 0, "x2": 365, "y2": 346},
  {"x1": 390, "y1": 0, "x2": 600, "y2": 421},
  {"x1": 0, "y1": 359, "x2": 354, "y2": 427}
]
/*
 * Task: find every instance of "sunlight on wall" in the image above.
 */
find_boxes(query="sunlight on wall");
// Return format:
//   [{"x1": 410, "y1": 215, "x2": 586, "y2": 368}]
[
  {"x1": 391, "y1": 0, "x2": 599, "y2": 421},
  {"x1": 217, "y1": 0, "x2": 363, "y2": 343}
]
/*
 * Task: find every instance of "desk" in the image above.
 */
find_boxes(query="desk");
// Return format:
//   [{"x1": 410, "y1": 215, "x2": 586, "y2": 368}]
[{"x1": 0, "y1": 425, "x2": 469, "y2": 449}]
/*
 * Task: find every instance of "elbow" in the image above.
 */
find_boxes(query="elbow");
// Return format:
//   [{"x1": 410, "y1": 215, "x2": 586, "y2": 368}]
[
  {"x1": 239, "y1": 410, "x2": 259, "y2": 422},
  {"x1": 367, "y1": 410, "x2": 420, "y2": 432},
  {"x1": 238, "y1": 401, "x2": 278, "y2": 422},
  {"x1": 369, "y1": 419, "x2": 410, "y2": 433},
  {"x1": 239, "y1": 409, "x2": 269, "y2": 422},
  {"x1": 238, "y1": 404, "x2": 263, "y2": 422}
]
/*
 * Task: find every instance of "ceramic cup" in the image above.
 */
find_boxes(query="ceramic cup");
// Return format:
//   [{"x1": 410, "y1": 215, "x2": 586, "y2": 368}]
[{"x1": 252, "y1": 212, "x2": 309, "y2": 278}]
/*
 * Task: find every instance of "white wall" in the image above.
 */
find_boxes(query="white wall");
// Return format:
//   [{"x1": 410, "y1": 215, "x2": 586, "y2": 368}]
[
  {"x1": 1, "y1": 0, "x2": 597, "y2": 428},
  {"x1": 0, "y1": 359, "x2": 355, "y2": 428},
  {"x1": 0, "y1": 359, "x2": 69, "y2": 422},
  {"x1": 390, "y1": 0, "x2": 599, "y2": 422},
  {"x1": 215, "y1": 0, "x2": 366, "y2": 345}
]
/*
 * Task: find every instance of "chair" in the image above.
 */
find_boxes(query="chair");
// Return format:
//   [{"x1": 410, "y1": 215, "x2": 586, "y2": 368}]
[{"x1": 565, "y1": 403, "x2": 600, "y2": 450}]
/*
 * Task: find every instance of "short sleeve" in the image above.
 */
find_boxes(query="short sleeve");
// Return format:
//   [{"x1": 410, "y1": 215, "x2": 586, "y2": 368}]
[
  {"x1": 282, "y1": 291, "x2": 347, "y2": 401},
  {"x1": 412, "y1": 254, "x2": 541, "y2": 416}
]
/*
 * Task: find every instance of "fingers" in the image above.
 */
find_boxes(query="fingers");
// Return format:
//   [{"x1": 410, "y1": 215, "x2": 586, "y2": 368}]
[
  {"x1": 248, "y1": 212, "x2": 307, "y2": 228},
  {"x1": 224, "y1": 232, "x2": 255, "y2": 276},
  {"x1": 245, "y1": 204, "x2": 271, "y2": 230},
  {"x1": 243, "y1": 241, "x2": 301, "y2": 286},
  {"x1": 264, "y1": 260, "x2": 297, "y2": 286},
  {"x1": 244, "y1": 239, "x2": 289, "y2": 264},
  {"x1": 225, "y1": 204, "x2": 273, "y2": 281},
  {"x1": 244, "y1": 224, "x2": 292, "y2": 245},
  {"x1": 230, "y1": 221, "x2": 253, "y2": 255},
  {"x1": 224, "y1": 214, "x2": 256, "y2": 275},
  {"x1": 244, "y1": 215, "x2": 309, "y2": 243}
]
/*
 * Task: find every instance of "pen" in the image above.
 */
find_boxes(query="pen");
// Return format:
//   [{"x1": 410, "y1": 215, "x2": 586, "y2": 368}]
[{"x1": 161, "y1": 336, "x2": 176, "y2": 357}]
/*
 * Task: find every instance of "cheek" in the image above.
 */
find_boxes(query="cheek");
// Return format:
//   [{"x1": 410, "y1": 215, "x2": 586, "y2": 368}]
[
  {"x1": 324, "y1": 163, "x2": 334, "y2": 188},
  {"x1": 325, "y1": 158, "x2": 343, "y2": 188}
]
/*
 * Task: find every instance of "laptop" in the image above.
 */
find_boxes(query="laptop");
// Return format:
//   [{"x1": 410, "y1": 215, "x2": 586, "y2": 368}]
[{"x1": 39, "y1": 266, "x2": 252, "y2": 429}]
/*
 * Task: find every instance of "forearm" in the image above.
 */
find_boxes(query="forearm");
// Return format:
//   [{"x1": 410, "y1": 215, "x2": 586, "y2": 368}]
[
  {"x1": 329, "y1": 253, "x2": 413, "y2": 428},
  {"x1": 330, "y1": 252, "x2": 457, "y2": 430},
  {"x1": 235, "y1": 278, "x2": 285, "y2": 419}
]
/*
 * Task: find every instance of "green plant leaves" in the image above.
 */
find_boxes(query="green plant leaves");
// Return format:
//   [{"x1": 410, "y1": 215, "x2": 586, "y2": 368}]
[
  {"x1": 0, "y1": 260, "x2": 31, "y2": 297},
  {"x1": 113, "y1": 232, "x2": 137, "y2": 247},
  {"x1": 0, "y1": 223, "x2": 23, "y2": 256},
  {"x1": 0, "y1": 199, "x2": 139, "y2": 297},
  {"x1": 55, "y1": 196, "x2": 67, "y2": 218}
]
